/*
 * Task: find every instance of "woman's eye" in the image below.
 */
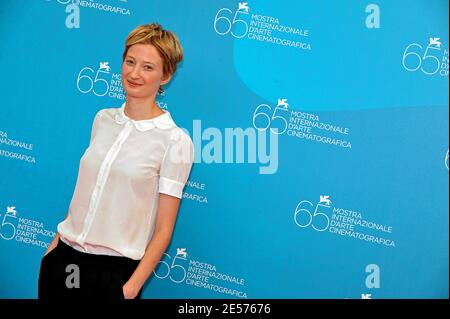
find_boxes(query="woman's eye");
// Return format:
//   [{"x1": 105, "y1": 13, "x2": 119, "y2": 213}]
[
  {"x1": 126, "y1": 60, "x2": 133, "y2": 64},
  {"x1": 144, "y1": 65, "x2": 153, "y2": 70}
]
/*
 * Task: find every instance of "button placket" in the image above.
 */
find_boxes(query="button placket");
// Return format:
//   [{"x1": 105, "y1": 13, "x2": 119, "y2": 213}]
[{"x1": 78, "y1": 122, "x2": 133, "y2": 242}]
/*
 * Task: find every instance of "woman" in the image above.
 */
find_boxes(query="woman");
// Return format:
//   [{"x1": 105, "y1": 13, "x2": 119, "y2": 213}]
[{"x1": 38, "y1": 23, "x2": 194, "y2": 300}]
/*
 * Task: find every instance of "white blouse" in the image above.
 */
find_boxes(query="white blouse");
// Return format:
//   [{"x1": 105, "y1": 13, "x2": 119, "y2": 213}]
[{"x1": 57, "y1": 102, "x2": 194, "y2": 260}]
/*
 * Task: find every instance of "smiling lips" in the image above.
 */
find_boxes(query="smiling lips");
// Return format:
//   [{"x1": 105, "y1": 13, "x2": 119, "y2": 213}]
[{"x1": 127, "y1": 79, "x2": 142, "y2": 86}]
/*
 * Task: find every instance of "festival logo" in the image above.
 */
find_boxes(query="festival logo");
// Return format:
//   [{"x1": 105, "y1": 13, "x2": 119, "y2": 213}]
[
  {"x1": 402, "y1": 37, "x2": 449, "y2": 77},
  {"x1": 0, "y1": 206, "x2": 55, "y2": 249},
  {"x1": 154, "y1": 247, "x2": 248, "y2": 298},
  {"x1": 252, "y1": 98, "x2": 352, "y2": 148},
  {"x1": 294, "y1": 196, "x2": 395, "y2": 247},
  {"x1": 214, "y1": 2, "x2": 311, "y2": 51}
]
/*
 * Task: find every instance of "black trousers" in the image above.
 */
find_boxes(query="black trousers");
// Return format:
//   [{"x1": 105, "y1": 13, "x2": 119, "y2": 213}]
[{"x1": 38, "y1": 238, "x2": 142, "y2": 300}]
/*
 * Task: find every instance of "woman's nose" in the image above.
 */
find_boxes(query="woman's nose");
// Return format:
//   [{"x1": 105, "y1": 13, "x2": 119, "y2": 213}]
[{"x1": 130, "y1": 66, "x2": 140, "y2": 78}]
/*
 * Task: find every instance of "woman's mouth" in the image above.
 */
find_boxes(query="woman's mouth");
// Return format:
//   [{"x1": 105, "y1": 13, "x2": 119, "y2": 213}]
[{"x1": 127, "y1": 80, "x2": 142, "y2": 87}]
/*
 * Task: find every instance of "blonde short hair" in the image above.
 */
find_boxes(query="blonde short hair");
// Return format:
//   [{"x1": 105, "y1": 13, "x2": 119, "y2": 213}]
[{"x1": 122, "y1": 23, "x2": 183, "y2": 94}]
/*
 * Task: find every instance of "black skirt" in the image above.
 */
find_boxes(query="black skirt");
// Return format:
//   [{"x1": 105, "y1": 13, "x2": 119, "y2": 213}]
[{"x1": 38, "y1": 238, "x2": 142, "y2": 300}]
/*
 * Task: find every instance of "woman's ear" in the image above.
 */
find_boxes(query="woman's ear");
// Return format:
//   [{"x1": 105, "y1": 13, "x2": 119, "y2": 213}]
[{"x1": 161, "y1": 73, "x2": 172, "y2": 86}]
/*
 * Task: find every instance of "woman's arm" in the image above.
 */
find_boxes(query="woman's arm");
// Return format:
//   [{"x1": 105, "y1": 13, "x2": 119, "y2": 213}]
[{"x1": 122, "y1": 193, "x2": 181, "y2": 299}]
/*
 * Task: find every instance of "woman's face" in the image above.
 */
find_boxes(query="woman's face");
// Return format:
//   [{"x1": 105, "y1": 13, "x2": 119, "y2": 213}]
[{"x1": 121, "y1": 43, "x2": 170, "y2": 98}]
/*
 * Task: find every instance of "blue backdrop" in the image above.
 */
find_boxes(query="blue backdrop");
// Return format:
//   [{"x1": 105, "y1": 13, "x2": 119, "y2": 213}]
[{"x1": 0, "y1": 0, "x2": 448, "y2": 299}]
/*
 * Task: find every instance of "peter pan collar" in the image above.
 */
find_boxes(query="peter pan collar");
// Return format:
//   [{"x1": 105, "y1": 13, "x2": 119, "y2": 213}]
[{"x1": 114, "y1": 102, "x2": 176, "y2": 131}]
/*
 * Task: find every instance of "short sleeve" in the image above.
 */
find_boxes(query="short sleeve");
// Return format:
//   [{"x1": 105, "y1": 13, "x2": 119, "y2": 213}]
[
  {"x1": 89, "y1": 109, "x2": 103, "y2": 145},
  {"x1": 159, "y1": 130, "x2": 195, "y2": 198}
]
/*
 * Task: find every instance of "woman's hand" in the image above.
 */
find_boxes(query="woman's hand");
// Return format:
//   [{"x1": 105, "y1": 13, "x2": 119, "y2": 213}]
[{"x1": 122, "y1": 281, "x2": 141, "y2": 299}]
